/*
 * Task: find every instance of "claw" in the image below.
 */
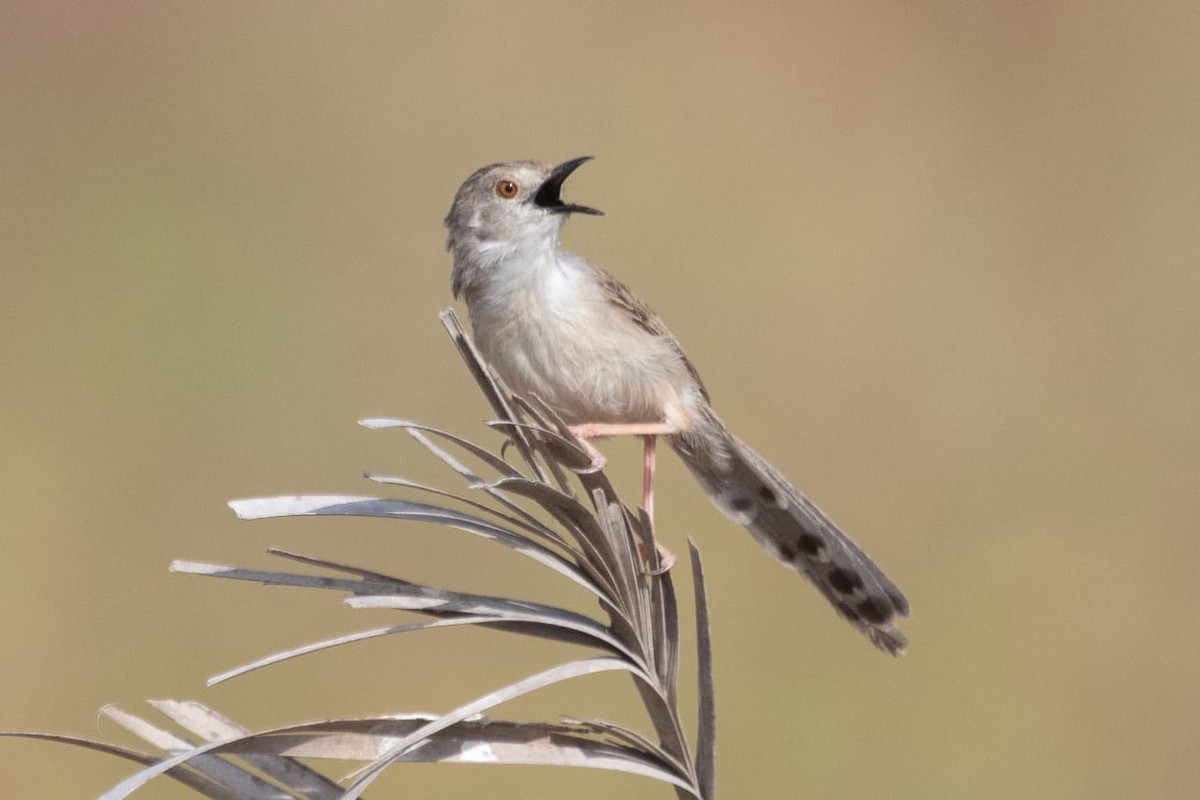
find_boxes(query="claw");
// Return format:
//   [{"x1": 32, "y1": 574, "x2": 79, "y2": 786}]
[
  {"x1": 637, "y1": 540, "x2": 677, "y2": 575},
  {"x1": 566, "y1": 434, "x2": 607, "y2": 474}
]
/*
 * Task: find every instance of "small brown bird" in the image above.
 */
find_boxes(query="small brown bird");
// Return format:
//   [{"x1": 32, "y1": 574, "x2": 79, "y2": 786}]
[{"x1": 444, "y1": 157, "x2": 910, "y2": 654}]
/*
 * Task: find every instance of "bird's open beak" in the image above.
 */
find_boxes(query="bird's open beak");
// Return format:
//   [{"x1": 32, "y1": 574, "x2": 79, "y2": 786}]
[{"x1": 534, "y1": 156, "x2": 604, "y2": 216}]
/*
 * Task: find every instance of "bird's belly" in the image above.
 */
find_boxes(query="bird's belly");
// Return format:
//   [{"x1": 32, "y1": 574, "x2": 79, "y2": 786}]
[{"x1": 475, "y1": 310, "x2": 693, "y2": 428}]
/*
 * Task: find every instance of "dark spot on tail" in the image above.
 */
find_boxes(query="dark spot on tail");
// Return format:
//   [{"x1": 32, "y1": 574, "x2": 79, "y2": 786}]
[
  {"x1": 888, "y1": 590, "x2": 911, "y2": 617},
  {"x1": 730, "y1": 496, "x2": 753, "y2": 513},
  {"x1": 839, "y1": 603, "x2": 861, "y2": 623},
  {"x1": 758, "y1": 485, "x2": 777, "y2": 504},
  {"x1": 796, "y1": 533, "x2": 824, "y2": 557},
  {"x1": 856, "y1": 598, "x2": 892, "y2": 624},
  {"x1": 828, "y1": 567, "x2": 864, "y2": 595}
]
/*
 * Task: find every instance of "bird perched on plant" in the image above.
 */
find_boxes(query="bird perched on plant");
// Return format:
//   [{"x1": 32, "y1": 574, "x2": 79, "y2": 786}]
[{"x1": 444, "y1": 157, "x2": 910, "y2": 654}]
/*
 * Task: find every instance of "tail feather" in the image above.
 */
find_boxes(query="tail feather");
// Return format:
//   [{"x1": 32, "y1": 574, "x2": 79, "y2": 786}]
[{"x1": 670, "y1": 415, "x2": 910, "y2": 655}]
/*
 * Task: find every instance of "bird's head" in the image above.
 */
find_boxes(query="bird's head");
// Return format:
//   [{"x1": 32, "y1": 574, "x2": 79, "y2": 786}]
[{"x1": 444, "y1": 157, "x2": 602, "y2": 264}]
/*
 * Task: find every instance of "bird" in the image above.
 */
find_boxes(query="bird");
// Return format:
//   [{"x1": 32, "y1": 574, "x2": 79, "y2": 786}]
[{"x1": 443, "y1": 157, "x2": 910, "y2": 654}]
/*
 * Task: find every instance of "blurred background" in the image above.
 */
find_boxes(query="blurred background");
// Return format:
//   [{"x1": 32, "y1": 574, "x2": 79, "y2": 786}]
[{"x1": 3, "y1": 2, "x2": 1198, "y2": 797}]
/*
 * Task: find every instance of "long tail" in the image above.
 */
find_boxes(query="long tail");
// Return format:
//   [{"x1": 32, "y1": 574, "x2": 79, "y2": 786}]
[{"x1": 668, "y1": 409, "x2": 910, "y2": 655}]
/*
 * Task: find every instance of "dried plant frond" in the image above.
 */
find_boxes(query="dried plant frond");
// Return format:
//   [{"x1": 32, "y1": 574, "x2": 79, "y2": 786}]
[{"x1": 4, "y1": 310, "x2": 716, "y2": 799}]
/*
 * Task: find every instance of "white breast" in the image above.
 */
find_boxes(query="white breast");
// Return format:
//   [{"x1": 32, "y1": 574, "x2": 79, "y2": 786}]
[{"x1": 466, "y1": 248, "x2": 698, "y2": 428}]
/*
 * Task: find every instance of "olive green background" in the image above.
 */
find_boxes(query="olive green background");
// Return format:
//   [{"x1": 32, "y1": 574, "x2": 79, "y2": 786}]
[{"x1": 3, "y1": 3, "x2": 1198, "y2": 797}]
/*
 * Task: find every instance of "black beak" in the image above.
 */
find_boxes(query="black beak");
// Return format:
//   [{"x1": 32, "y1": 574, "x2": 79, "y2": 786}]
[{"x1": 534, "y1": 156, "x2": 604, "y2": 216}]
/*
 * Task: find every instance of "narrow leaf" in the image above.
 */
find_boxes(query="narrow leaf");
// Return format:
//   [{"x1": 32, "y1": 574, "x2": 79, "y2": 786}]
[
  {"x1": 340, "y1": 657, "x2": 653, "y2": 798},
  {"x1": 690, "y1": 541, "x2": 716, "y2": 800},
  {"x1": 363, "y1": 472, "x2": 567, "y2": 549},
  {"x1": 100, "y1": 706, "x2": 288, "y2": 799},
  {"x1": 207, "y1": 617, "x2": 499, "y2": 686},
  {"x1": 357, "y1": 418, "x2": 519, "y2": 478},
  {"x1": 0, "y1": 732, "x2": 242, "y2": 799},
  {"x1": 148, "y1": 701, "x2": 345, "y2": 799},
  {"x1": 439, "y1": 308, "x2": 549, "y2": 482},
  {"x1": 227, "y1": 495, "x2": 603, "y2": 599}
]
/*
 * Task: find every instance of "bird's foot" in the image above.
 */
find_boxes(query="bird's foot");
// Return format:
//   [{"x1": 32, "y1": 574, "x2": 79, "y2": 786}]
[
  {"x1": 637, "y1": 540, "x2": 677, "y2": 575},
  {"x1": 564, "y1": 430, "x2": 607, "y2": 474}
]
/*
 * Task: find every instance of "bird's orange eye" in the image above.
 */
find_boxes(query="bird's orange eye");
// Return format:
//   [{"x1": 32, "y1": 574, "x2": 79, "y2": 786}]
[{"x1": 496, "y1": 180, "x2": 519, "y2": 199}]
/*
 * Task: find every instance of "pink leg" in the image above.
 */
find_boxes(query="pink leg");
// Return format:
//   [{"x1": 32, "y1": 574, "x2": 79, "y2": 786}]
[
  {"x1": 567, "y1": 423, "x2": 679, "y2": 573},
  {"x1": 567, "y1": 423, "x2": 681, "y2": 495},
  {"x1": 640, "y1": 434, "x2": 676, "y2": 573},
  {"x1": 570, "y1": 422, "x2": 681, "y2": 439},
  {"x1": 642, "y1": 434, "x2": 657, "y2": 522},
  {"x1": 567, "y1": 422, "x2": 680, "y2": 476}
]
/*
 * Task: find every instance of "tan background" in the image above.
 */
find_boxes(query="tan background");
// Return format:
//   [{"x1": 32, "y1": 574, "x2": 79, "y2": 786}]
[{"x1": 3, "y1": 3, "x2": 1198, "y2": 797}]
